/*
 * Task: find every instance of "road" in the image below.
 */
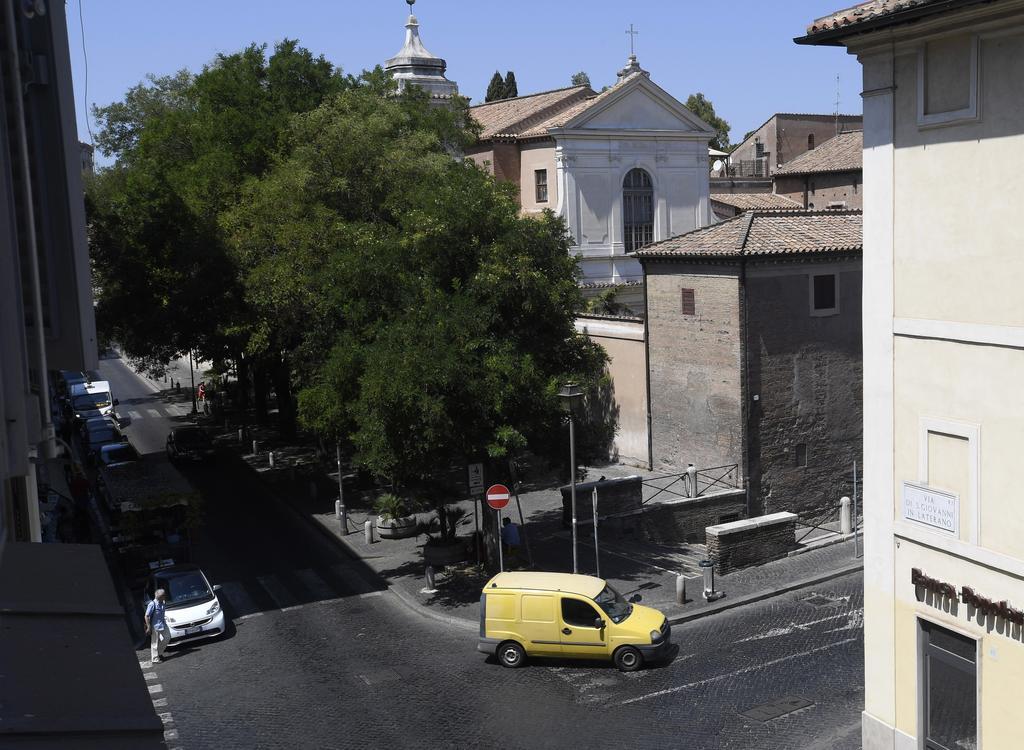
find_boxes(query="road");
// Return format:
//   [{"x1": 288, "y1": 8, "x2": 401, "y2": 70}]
[{"x1": 100, "y1": 355, "x2": 864, "y2": 750}]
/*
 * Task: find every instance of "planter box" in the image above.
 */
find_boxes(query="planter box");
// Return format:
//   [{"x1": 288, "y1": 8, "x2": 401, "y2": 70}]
[{"x1": 377, "y1": 515, "x2": 419, "y2": 540}]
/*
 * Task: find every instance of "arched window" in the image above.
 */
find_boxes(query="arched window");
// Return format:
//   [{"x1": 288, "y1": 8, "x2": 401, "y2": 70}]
[
  {"x1": 807, "y1": 133, "x2": 816, "y2": 150},
  {"x1": 623, "y1": 168, "x2": 654, "y2": 252}
]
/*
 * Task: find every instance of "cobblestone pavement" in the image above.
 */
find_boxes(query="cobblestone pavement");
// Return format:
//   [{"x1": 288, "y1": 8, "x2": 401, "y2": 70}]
[{"x1": 108, "y1": 357, "x2": 864, "y2": 749}]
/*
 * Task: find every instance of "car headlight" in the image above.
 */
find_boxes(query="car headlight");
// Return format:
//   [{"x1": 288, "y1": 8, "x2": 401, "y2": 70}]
[
  {"x1": 206, "y1": 601, "x2": 221, "y2": 616},
  {"x1": 650, "y1": 629, "x2": 663, "y2": 644}
]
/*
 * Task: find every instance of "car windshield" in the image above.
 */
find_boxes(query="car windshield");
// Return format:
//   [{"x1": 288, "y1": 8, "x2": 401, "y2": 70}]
[
  {"x1": 73, "y1": 392, "x2": 111, "y2": 411},
  {"x1": 157, "y1": 571, "x2": 213, "y2": 609},
  {"x1": 103, "y1": 445, "x2": 136, "y2": 463},
  {"x1": 88, "y1": 428, "x2": 119, "y2": 445},
  {"x1": 594, "y1": 584, "x2": 632, "y2": 624},
  {"x1": 175, "y1": 429, "x2": 209, "y2": 446}
]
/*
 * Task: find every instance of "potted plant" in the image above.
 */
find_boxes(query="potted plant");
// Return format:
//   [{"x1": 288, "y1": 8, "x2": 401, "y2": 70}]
[
  {"x1": 423, "y1": 503, "x2": 471, "y2": 566},
  {"x1": 374, "y1": 493, "x2": 418, "y2": 539}
]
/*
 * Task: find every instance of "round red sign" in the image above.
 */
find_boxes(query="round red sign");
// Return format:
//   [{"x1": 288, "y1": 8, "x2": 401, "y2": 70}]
[{"x1": 485, "y1": 483, "x2": 511, "y2": 511}]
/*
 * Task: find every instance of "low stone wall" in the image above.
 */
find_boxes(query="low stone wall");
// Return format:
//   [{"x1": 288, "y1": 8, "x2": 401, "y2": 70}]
[
  {"x1": 706, "y1": 512, "x2": 797, "y2": 574},
  {"x1": 560, "y1": 475, "x2": 643, "y2": 527},
  {"x1": 577, "y1": 488, "x2": 747, "y2": 546}
]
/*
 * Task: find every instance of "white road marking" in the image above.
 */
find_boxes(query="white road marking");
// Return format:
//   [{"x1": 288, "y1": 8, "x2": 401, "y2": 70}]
[
  {"x1": 358, "y1": 591, "x2": 383, "y2": 598},
  {"x1": 257, "y1": 574, "x2": 298, "y2": 609},
  {"x1": 145, "y1": 408, "x2": 163, "y2": 418},
  {"x1": 158, "y1": 712, "x2": 174, "y2": 725},
  {"x1": 295, "y1": 568, "x2": 337, "y2": 600},
  {"x1": 619, "y1": 637, "x2": 859, "y2": 706},
  {"x1": 734, "y1": 608, "x2": 862, "y2": 643},
  {"x1": 143, "y1": 672, "x2": 158, "y2": 681},
  {"x1": 139, "y1": 660, "x2": 151, "y2": 669},
  {"x1": 152, "y1": 697, "x2": 168, "y2": 707},
  {"x1": 237, "y1": 611, "x2": 264, "y2": 621},
  {"x1": 164, "y1": 728, "x2": 179, "y2": 741},
  {"x1": 282, "y1": 605, "x2": 303, "y2": 612},
  {"x1": 148, "y1": 684, "x2": 163, "y2": 695},
  {"x1": 128, "y1": 410, "x2": 143, "y2": 421},
  {"x1": 219, "y1": 580, "x2": 259, "y2": 619}
]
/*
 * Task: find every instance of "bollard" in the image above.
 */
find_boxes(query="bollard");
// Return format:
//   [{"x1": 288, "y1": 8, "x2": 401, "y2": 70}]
[
  {"x1": 699, "y1": 559, "x2": 723, "y2": 601},
  {"x1": 335, "y1": 499, "x2": 348, "y2": 535},
  {"x1": 840, "y1": 496, "x2": 852, "y2": 535},
  {"x1": 238, "y1": 428, "x2": 244, "y2": 444},
  {"x1": 676, "y1": 574, "x2": 686, "y2": 604},
  {"x1": 686, "y1": 463, "x2": 698, "y2": 498},
  {"x1": 364, "y1": 519, "x2": 374, "y2": 545},
  {"x1": 425, "y1": 565, "x2": 436, "y2": 592},
  {"x1": 268, "y1": 451, "x2": 275, "y2": 469},
  {"x1": 252, "y1": 439, "x2": 259, "y2": 455}
]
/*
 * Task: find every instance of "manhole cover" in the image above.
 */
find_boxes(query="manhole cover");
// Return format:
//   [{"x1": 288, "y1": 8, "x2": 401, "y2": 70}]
[
  {"x1": 740, "y1": 696, "x2": 814, "y2": 722},
  {"x1": 802, "y1": 593, "x2": 840, "y2": 608},
  {"x1": 358, "y1": 668, "x2": 402, "y2": 686}
]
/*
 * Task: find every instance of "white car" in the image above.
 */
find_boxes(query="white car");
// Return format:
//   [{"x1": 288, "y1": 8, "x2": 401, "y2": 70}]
[{"x1": 143, "y1": 564, "x2": 226, "y2": 646}]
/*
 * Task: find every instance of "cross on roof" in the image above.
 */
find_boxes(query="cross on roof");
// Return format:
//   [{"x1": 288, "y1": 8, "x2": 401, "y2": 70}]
[{"x1": 626, "y1": 24, "x2": 639, "y2": 56}]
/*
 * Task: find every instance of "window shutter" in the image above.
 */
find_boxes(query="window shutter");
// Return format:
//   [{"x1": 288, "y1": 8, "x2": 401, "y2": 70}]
[{"x1": 681, "y1": 288, "x2": 696, "y2": 316}]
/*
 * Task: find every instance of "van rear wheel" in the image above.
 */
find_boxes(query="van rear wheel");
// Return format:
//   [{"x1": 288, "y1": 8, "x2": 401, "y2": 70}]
[
  {"x1": 614, "y1": 646, "x2": 643, "y2": 672},
  {"x1": 498, "y1": 641, "x2": 526, "y2": 668}
]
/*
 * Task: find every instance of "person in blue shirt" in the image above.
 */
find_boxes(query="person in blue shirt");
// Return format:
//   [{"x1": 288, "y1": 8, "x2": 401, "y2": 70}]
[
  {"x1": 501, "y1": 517, "x2": 522, "y2": 566},
  {"x1": 145, "y1": 589, "x2": 169, "y2": 663}
]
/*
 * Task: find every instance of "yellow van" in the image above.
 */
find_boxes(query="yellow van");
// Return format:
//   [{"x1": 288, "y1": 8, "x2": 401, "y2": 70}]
[{"x1": 477, "y1": 571, "x2": 672, "y2": 672}]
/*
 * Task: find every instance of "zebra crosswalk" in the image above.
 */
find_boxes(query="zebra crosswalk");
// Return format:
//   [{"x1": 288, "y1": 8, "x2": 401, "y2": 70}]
[{"x1": 211, "y1": 566, "x2": 381, "y2": 621}]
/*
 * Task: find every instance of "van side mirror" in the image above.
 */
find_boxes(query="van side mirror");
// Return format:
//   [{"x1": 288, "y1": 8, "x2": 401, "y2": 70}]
[
  {"x1": 594, "y1": 617, "x2": 606, "y2": 629},
  {"x1": 628, "y1": 594, "x2": 642, "y2": 603},
  {"x1": 113, "y1": 399, "x2": 119, "y2": 406}
]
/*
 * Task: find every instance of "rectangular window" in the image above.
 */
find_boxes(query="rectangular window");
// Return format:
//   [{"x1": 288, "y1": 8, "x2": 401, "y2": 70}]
[
  {"x1": 535, "y1": 169, "x2": 548, "y2": 203},
  {"x1": 755, "y1": 141, "x2": 765, "y2": 158},
  {"x1": 681, "y1": 288, "x2": 696, "y2": 316},
  {"x1": 917, "y1": 34, "x2": 979, "y2": 128},
  {"x1": 919, "y1": 619, "x2": 977, "y2": 750},
  {"x1": 810, "y1": 273, "x2": 839, "y2": 316},
  {"x1": 794, "y1": 443, "x2": 807, "y2": 468}
]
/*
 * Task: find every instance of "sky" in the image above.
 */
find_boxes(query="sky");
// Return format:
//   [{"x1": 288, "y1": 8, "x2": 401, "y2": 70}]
[{"x1": 66, "y1": 1, "x2": 861, "y2": 163}]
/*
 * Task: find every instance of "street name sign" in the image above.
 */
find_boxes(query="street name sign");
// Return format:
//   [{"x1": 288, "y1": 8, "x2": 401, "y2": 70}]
[
  {"x1": 486, "y1": 484, "x2": 511, "y2": 511},
  {"x1": 902, "y1": 480, "x2": 958, "y2": 535}
]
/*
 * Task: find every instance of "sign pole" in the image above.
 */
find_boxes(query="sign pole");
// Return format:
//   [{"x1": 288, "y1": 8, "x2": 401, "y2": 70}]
[
  {"x1": 569, "y1": 413, "x2": 578, "y2": 574},
  {"x1": 592, "y1": 487, "x2": 600, "y2": 578},
  {"x1": 497, "y1": 507, "x2": 504, "y2": 572}
]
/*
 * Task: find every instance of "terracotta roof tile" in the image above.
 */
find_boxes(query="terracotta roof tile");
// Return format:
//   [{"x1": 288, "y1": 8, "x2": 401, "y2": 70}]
[
  {"x1": 801, "y1": 0, "x2": 991, "y2": 39},
  {"x1": 518, "y1": 74, "x2": 644, "y2": 137},
  {"x1": 710, "y1": 193, "x2": 803, "y2": 211},
  {"x1": 634, "y1": 209, "x2": 862, "y2": 259},
  {"x1": 774, "y1": 130, "x2": 863, "y2": 176},
  {"x1": 470, "y1": 85, "x2": 592, "y2": 140}
]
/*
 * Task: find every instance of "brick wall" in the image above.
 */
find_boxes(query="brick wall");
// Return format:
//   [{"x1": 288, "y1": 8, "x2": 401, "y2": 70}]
[
  {"x1": 645, "y1": 263, "x2": 744, "y2": 475},
  {"x1": 706, "y1": 512, "x2": 797, "y2": 574},
  {"x1": 744, "y1": 261, "x2": 863, "y2": 516}
]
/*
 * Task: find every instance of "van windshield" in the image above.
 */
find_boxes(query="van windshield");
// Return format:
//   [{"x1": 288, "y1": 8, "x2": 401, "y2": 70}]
[
  {"x1": 73, "y1": 392, "x2": 111, "y2": 411},
  {"x1": 594, "y1": 584, "x2": 632, "y2": 624}
]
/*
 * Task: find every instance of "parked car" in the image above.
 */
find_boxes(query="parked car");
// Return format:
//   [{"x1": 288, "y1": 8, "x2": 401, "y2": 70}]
[
  {"x1": 83, "y1": 422, "x2": 126, "y2": 462},
  {"x1": 478, "y1": 572, "x2": 673, "y2": 672},
  {"x1": 96, "y1": 441, "x2": 139, "y2": 468},
  {"x1": 166, "y1": 427, "x2": 214, "y2": 462},
  {"x1": 80, "y1": 415, "x2": 121, "y2": 440},
  {"x1": 142, "y1": 564, "x2": 225, "y2": 646}
]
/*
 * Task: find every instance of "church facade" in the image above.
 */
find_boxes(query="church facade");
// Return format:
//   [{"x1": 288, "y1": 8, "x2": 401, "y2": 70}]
[{"x1": 466, "y1": 58, "x2": 716, "y2": 288}]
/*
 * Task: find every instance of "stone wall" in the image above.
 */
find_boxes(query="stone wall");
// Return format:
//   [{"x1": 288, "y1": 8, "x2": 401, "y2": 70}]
[
  {"x1": 560, "y1": 475, "x2": 643, "y2": 527},
  {"x1": 645, "y1": 262, "x2": 744, "y2": 475},
  {"x1": 706, "y1": 512, "x2": 797, "y2": 574},
  {"x1": 773, "y1": 171, "x2": 863, "y2": 210},
  {"x1": 582, "y1": 489, "x2": 747, "y2": 546},
  {"x1": 744, "y1": 260, "x2": 863, "y2": 516}
]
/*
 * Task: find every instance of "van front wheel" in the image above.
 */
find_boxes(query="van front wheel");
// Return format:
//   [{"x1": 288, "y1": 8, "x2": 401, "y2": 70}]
[
  {"x1": 498, "y1": 641, "x2": 526, "y2": 668},
  {"x1": 614, "y1": 646, "x2": 643, "y2": 672}
]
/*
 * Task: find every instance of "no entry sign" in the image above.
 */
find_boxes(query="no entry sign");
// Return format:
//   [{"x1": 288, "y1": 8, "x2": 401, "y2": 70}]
[{"x1": 485, "y1": 484, "x2": 511, "y2": 511}]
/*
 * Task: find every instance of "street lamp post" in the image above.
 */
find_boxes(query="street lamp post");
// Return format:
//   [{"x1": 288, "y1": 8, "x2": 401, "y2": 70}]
[{"x1": 559, "y1": 382, "x2": 583, "y2": 574}]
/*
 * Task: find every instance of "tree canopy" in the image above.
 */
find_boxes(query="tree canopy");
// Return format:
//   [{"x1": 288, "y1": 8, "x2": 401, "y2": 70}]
[
  {"x1": 570, "y1": 71, "x2": 591, "y2": 88},
  {"x1": 685, "y1": 92, "x2": 731, "y2": 152},
  {"x1": 484, "y1": 70, "x2": 519, "y2": 102}
]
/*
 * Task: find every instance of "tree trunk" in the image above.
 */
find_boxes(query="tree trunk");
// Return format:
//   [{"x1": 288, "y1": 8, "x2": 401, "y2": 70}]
[
  {"x1": 253, "y1": 362, "x2": 269, "y2": 425},
  {"x1": 271, "y1": 355, "x2": 296, "y2": 440}
]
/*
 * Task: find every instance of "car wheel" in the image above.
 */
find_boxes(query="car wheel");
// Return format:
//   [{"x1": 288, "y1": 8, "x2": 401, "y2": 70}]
[
  {"x1": 497, "y1": 641, "x2": 526, "y2": 668},
  {"x1": 614, "y1": 645, "x2": 643, "y2": 672}
]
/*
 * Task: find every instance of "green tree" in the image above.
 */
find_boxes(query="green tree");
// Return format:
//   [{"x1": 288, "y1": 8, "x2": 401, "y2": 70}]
[
  {"x1": 570, "y1": 71, "x2": 591, "y2": 88},
  {"x1": 503, "y1": 71, "x2": 518, "y2": 98},
  {"x1": 88, "y1": 40, "x2": 347, "y2": 433},
  {"x1": 227, "y1": 82, "x2": 606, "y2": 511},
  {"x1": 684, "y1": 92, "x2": 731, "y2": 151},
  {"x1": 485, "y1": 70, "x2": 505, "y2": 102}
]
